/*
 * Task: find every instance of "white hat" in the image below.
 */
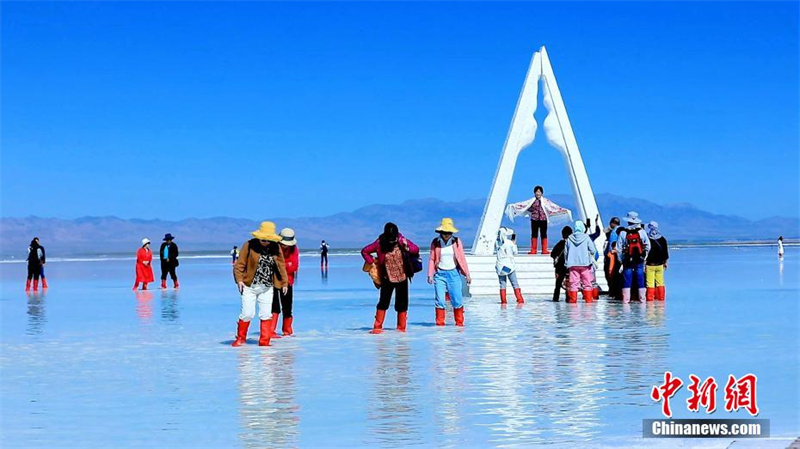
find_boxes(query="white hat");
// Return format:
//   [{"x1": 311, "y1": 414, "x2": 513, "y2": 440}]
[
  {"x1": 624, "y1": 211, "x2": 642, "y2": 224},
  {"x1": 279, "y1": 228, "x2": 297, "y2": 246},
  {"x1": 141, "y1": 238, "x2": 151, "y2": 246}
]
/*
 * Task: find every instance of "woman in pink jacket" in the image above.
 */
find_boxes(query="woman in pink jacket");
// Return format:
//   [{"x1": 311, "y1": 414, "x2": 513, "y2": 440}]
[
  {"x1": 361, "y1": 222, "x2": 420, "y2": 334},
  {"x1": 427, "y1": 218, "x2": 471, "y2": 326}
]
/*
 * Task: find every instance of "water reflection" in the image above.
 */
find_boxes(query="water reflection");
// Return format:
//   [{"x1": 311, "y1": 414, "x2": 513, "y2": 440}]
[
  {"x1": 431, "y1": 327, "x2": 469, "y2": 445},
  {"x1": 160, "y1": 290, "x2": 180, "y2": 324},
  {"x1": 26, "y1": 291, "x2": 47, "y2": 336},
  {"x1": 366, "y1": 337, "x2": 422, "y2": 447},
  {"x1": 321, "y1": 266, "x2": 328, "y2": 285},
  {"x1": 237, "y1": 349, "x2": 299, "y2": 449},
  {"x1": 134, "y1": 290, "x2": 154, "y2": 323}
]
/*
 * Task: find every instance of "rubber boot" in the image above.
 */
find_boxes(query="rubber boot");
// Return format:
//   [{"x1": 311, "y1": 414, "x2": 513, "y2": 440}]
[
  {"x1": 33, "y1": 280, "x2": 39, "y2": 292},
  {"x1": 26, "y1": 279, "x2": 31, "y2": 292},
  {"x1": 133, "y1": 282, "x2": 140, "y2": 291},
  {"x1": 231, "y1": 319, "x2": 250, "y2": 347},
  {"x1": 593, "y1": 287, "x2": 600, "y2": 299},
  {"x1": 42, "y1": 278, "x2": 48, "y2": 289},
  {"x1": 435, "y1": 308, "x2": 446, "y2": 326},
  {"x1": 282, "y1": 316, "x2": 294, "y2": 336},
  {"x1": 638, "y1": 288, "x2": 647, "y2": 303},
  {"x1": 541, "y1": 238, "x2": 550, "y2": 255},
  {"x1": 370, "y1": 309, "x2": 386, "y2": 334},
  {"x1": 621, "y1": 288, "x2": 631, "y2": 304},
  {"x1": 397, "y1": 311, "x2": 407, "y2": 332},
  {"x1": 514, "y1": 288, "x2": 524, "y2": 304},
  {"x1": 582, "y1": 289, "x2": 594, "y2": 303},
  {"x1": 143, "y1": 283, "x2": 148, "y2": 290},
  {"x1": 646, "y1": 287, "x2": 656, "y2": 301},
  {"x1": 566, "y1": 290, "x2": 578, "y2": 303},
  {"x1": 258, "y1": 320, "x2": 272, "y2": 346},
  {"x1": 656, "y1": 286, "x2": 666, "y2": 301},
  {"x1": 173, "y1": 279, "x2": 179, "y2": 289},
  {"x1": 453, "y1": 307, "x2": 465, "y2": 327},
  {"x1": 161, "y1": 280, "x2": 167, "y2": 289},
  {"x1": 270, "y1": 313, "x2": 282, "y2": 339},
  {"x1": 500, "y1": 289, "x2": 507, "y2": 304},
  {"x1": 528, "y1": 239, "x2": 537, "y2": 255}
]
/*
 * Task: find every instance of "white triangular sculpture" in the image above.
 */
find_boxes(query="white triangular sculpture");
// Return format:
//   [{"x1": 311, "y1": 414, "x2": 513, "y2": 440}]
[{"x1": 472, "y1": 46, "x2": 605, "y2": 255}]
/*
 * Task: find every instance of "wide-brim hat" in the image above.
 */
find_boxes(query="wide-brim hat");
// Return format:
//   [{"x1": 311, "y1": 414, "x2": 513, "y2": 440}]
[
  {"x1": 624, "y1": 211, "x2": 642, "y2": 224},
  {"x1": 435, "y1": 218, "x2": 459, "y2": 234},
  {"x1": 141, "y1": 238, "x2": 151, "y2": 246},
  {"x1": 279, "y1": 228, "x2": 297, "y2": 246},
  {"x1": 163, "y1": 233, "x2": 175, "y2": 241},
  {"x1": 251, "y1": 221, "x2": 282, "y2": 242}
]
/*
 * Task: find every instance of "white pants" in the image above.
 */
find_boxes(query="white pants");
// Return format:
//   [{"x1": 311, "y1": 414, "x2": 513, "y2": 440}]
[{"x1": 239, "y1": 284, "x2": 273, "y2": 321}]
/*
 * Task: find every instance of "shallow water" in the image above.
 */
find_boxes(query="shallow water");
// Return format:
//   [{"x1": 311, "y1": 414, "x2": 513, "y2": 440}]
[{"x1": 1, "y1": 247, "x2": 798, "y2": 448}]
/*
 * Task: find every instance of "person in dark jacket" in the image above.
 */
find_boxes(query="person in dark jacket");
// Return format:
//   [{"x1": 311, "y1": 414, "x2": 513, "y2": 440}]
[
  {"x1": 159, "y1": 233, "x2": 180, "y2": 289},
  {"x1": 645, "y1": 221, "x2": 669, "y2": 301},
  {"x1": 550, "y1": 226, "x2": 573, "y2": 302},
  {"x1": 25, "y1": 238, "x2": 46, "y2": 292}
]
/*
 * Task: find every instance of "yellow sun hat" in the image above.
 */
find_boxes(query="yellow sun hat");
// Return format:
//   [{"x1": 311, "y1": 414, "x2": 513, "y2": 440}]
[
  {"x1": 251, "y1": 221, "x2": 282, "y2": 242},
  {"x1": 435, "y1": 218, "x2": 459, "y2": 233}
]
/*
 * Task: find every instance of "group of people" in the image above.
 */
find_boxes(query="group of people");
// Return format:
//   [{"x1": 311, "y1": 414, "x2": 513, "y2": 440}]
[{"x1": 133, "y1": 233, "x2": 181, "y2": 290}]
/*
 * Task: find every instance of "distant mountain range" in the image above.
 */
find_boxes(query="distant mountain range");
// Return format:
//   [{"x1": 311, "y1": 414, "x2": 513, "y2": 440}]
[{"x1": 1, "y1": 194, "x2": 796, "y2": 258}]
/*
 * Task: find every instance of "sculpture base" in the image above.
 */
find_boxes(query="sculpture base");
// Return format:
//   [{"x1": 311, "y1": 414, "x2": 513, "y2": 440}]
[{"x1": 465, "y1": 254, "x2": 608, "y2": 297}]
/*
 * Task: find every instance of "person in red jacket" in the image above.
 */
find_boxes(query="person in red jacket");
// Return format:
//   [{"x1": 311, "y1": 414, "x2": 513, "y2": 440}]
[
  {"x1": 133, "y1": 238, "x2": 155, "y2": 290},
  {"x1": 270, "y1": 228, "x2": 300, "y2": 337}
]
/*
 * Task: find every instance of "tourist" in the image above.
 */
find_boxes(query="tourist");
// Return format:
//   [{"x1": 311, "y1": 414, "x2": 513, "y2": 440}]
[
  {"x1": 133, "y1": 238, "x2": 155, "y2": 291},
  {"x1": 506, "y1": 186, "x2": 571, "y2": 255},
  {"x1": 603, "y1": 217, "x2": 622, "y2": 299},
  {"x1": 564, "y1": 221, "x2": 598, "y2": 303},
  {"x1": 361, "y1": 223, "x2": 420, "y2": 333},
  {"x1": 320, "y1": 240, "x2": 330, "y2": 268},
  {"x1": 645, "y1": 222, "x2": 669, "y2": 301},
  {"x1": 550, "y1": 226, "x2": 573, "y2": 302},
  {"x1": 271, "y1": 228, "x2": 299, "y2": 337},
  {"x1": 231, "y1": 246, "x2": 239, "y2": 264},
  {"x1": 495, "y1": 227, "x2": 524, "y2": 305},
  {"x1": 25, "y1": 237, "x2": 46, "y2": 292},
  {"x1": 159, "y1": 233, "x2": 180, "y2": 289},
  {"x1": 778, "y1": 236, "x2": 784, "y2": 260},
  {"x1": 231, "y1": 222, "x2": 289, "y2": 347},
  {"x1": 428, "y1": 218, "x2": 472, "y2": 326},
  {"x1": 616, "y1": 211, "x2": 650, "y2": 303}
]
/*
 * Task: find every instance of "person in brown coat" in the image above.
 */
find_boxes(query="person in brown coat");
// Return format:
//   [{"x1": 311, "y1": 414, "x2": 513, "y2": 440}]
[{"x1": 231, "y1": 221, "x2": 289, "y2": 347}]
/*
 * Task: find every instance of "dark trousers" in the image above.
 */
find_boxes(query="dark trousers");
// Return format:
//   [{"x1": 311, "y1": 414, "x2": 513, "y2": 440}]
[
  {"x1": 531, "y1": 220, "x2": 548, "y2": 240},
  {"x1": 321, "y1": 253, "x2": 328, "y2": 266},
  {"x1": 604, "y1": 255, "x2": 622, "y2": 299},
  {"x1": 160, "y1": 262, "x2": 178, "y2": 281},
  {"x1": 377, "y1": 279, "x2": 409, "y2": 313},
  {"x1": 27, "y1": 264, "x2": 42, "y2": 281},
  {"x1": 271, "y1": 285, "x2": 294, "y2": 317},
  {"x1": 553, "y1": 269, "x2": 567, "y2": 301}
]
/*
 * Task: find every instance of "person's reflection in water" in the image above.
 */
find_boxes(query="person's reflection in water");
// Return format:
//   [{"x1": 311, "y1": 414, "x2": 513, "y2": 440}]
[
  {"x1": 366, "y1": 336, "x2": 422, "y2": 447},
  {"x1": 237, "y1": 349, "x2": 299, "y2": 449},
  {"x1": 160, "y1": 289, "x2": 180, "y2": 324},
  {"x1": 135, "y1": 290, "x2": 154, "y2": 323},
  {"x1": 26, "y1": 291, "x2": 47, "y2": 336},
  {"x1": 321, "y1": 265, "x2": 328, "y2": 285},
  {"x1": 431, "y1": 329, "x2": 468, "y2": 444}
]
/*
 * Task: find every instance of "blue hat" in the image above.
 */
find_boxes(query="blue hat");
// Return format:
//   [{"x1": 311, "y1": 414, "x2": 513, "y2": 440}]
[{"x1": 163, "y1": 233, "x2": 175, "y2": 241}]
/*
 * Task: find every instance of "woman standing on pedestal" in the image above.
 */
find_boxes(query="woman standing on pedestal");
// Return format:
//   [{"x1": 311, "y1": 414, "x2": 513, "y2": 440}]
[{"x1": 428, "y1": 218, "x2": 472, "y2": 326}]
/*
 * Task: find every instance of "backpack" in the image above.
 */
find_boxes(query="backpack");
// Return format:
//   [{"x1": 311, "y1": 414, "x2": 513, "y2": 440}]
[{"x1": 624, "y1": 230, "x2": 645, "y2": 264}]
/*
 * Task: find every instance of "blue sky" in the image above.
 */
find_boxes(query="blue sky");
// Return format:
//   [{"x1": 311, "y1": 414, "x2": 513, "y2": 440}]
[{"x1": 1, "y1": 1, "x2": 798, "y2": 221}]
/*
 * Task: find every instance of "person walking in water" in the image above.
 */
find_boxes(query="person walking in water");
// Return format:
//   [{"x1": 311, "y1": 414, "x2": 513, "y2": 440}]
[
  {"x1": 617, "y1": 211, "x2": 650, "y2": 303},
  {"x1": 231, "y1": 246, "x2": 239, "y2": 264},
  {"x1": 564, "y1": 221, "x2": 598, "y2": 303},
  {"x1": 645, "y1": 221, "x2": 669, "y2": 301},
  {"x1": 361, "y1": 223, "x2": 420, "y2": 333},
  {"x1": 271, "y1": 228, "x2": 299, "y2": 337},
  {"x1": 550, "y1": 226, "x2": 573, "y2": 302},
  {"x1": 428, "y1": 218, "x2": 471, "y2": 326},
  {"x1": 495, "y1": 227, "x2": 524, "y2": 305},
  {"x1": 25, "y1": 238, "x2": 46, "y2": 292},
  {"x1": 133, "y1": 238, "x2": 155, "y2": 290},
  {"x1": 778, "y1": 236, "x2": 784, "y2": 260},
  {"x1": 159, "y1": 233, "x2": 180, "y2": 289},
  {"x1": 231, "y1": 222, "x2": 289, "y2": 347},
  {"x1": 320, "y1": 240, "x2": 330, "y2": 268}
]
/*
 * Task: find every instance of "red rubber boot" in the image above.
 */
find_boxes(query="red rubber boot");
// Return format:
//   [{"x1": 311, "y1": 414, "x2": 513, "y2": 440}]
[
  {"x1": 132, "y1": 282, "x2": 140, "y2": 291},
  {"x1": 370, "y1": 309, "x2": 386, "y2": 334},
  {"x1": 42, "y1": 278, "x2": 48, "y2": 289},
  {"x1": 173, "y1": 279, "x2": 179, "y2": 289},
  {"x1": 282, "y1": 316, "x2": 293, "y2": 336},
  {"x1": 514, "y1": 288, "x2": 524, "y2": 304},
  {"x1": 258, "y1": 320, "x2": 272, "y2": 346},
  {"x1": 453, "y1": 307, "x2": 465, "y2": 326},
  {"x1": 435, "y1": 308, "x2": 446, "y2": 326},
  {"x1": 582, "y1": 289, "x2": 594, "y2": 303},
  {"x1": 646, "y1": 287, "x2": 656, "y2": 301},
  {"x1": 231, "y1": 320, "x2": 250, "y2": 347},
  {"x1": 656, "y1": 286, "x2": 666, "y2": 301},
  {"x1": 25, "y1": 279, "x2": 31, "y2": 291},
  {"x1": 33, "y1": 280, "x2": 39, "y2": 292},
  {"x1": 566, "y1": 290, "x2": 578, "y2": 303},
  {"x1": 500, "y1": 289, "x2": 507, "y2": 304},
  {"x1": 161, "y1": 280, "x2": 167, "y2": 289},
  {"x1": 397, "y1": 311, "x2": 407, "y2": 332},
  {"x1": 541, "y1": 238, "x2": 550, "y2": 255},
  {"x1": 528, "y1": 239, "x2": 538, "y2": 255},
  {"x1": 270, "y1": 313, "x2": 282, "y2": 339}
]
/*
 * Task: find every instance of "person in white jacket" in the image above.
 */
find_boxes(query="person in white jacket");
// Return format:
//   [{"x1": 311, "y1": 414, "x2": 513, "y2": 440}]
[{"x1": 495, "y1": 227, "x2": 524, "y2": 304}]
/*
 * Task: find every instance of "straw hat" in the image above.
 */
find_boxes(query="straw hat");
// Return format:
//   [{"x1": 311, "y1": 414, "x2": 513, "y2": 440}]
[
  {"x1": 279, "y1": 228, "x2": 297, "y2": 246},
  {"x1": 141, "y1": 238, "x2": 151, "y2": 246},
  {"x1": 435, "y1": 218, "x2": 459, "y2": 233},
  {"x1": 251, "y1": 221, "x2": 282, "y2": 242}
]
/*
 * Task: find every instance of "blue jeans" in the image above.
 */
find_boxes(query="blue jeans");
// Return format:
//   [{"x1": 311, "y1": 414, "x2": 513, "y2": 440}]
[
  {"x1": 498, "y1": 271, "x2": 519, "y2": 289},
  {"x1": 434, "y1": 269, "x2": 463, "y2": 309},
  {"x1": 622, "y1": 262, "x2": 645, "y2": 289}
]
